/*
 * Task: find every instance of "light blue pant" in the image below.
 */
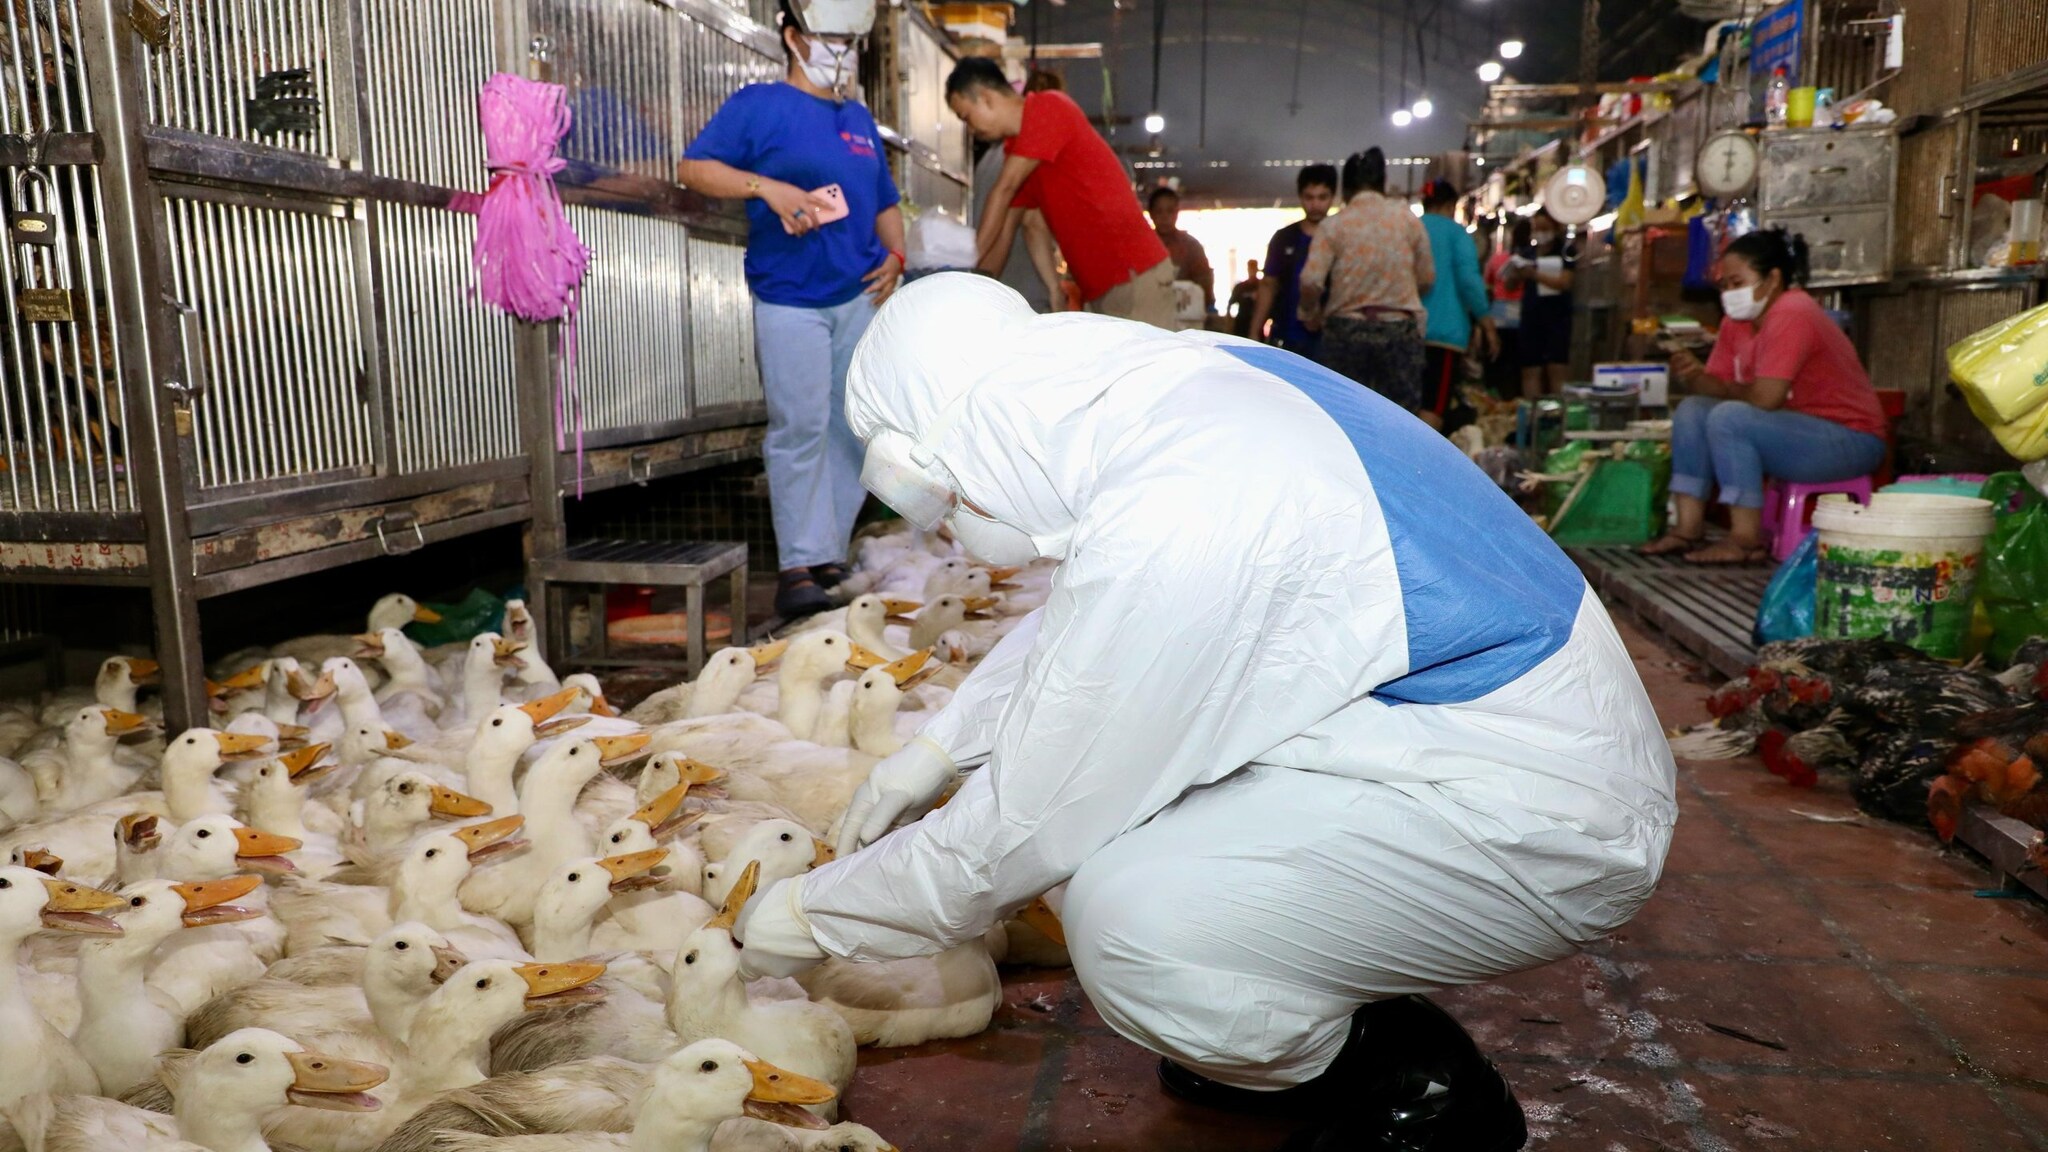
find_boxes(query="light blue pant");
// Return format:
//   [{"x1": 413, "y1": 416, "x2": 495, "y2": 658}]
[
  {"x1": 753, "y1": 294, "x2": 876, "y2": 570},
  {"x1": 1670, "y1": 396, "x2": 1886, "y2": 510}
]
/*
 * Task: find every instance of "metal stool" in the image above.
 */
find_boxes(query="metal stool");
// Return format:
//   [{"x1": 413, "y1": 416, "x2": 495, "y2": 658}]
[{"x1": 531, "y1": 539, "x2": 749, "y2": 676}]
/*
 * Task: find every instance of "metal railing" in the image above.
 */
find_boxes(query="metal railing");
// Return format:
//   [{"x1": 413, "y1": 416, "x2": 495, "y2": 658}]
[
  {"x1": 361, "y1": 0, "x2": 496, "y2": 191},
  {"x1": 143, "y1": 0, "x2": 343, "y2": 158}
]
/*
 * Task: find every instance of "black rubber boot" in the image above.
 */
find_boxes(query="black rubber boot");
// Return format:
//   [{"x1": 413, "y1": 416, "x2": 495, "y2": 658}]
[
  {"x1": 1158, "y1": 996, "x2": 1527, "y2": 1152},
  {"x1": 774, "y1": 570, "x2": 833, "y2": 620},
  {"x1": 809, "y1": 562, "x2": 850, "y2": 591}
]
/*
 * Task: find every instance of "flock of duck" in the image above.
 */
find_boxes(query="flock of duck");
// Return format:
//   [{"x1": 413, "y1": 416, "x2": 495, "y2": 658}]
[{"x1": 0, "y1": 525, "x2": 1059, "y2": 1152}]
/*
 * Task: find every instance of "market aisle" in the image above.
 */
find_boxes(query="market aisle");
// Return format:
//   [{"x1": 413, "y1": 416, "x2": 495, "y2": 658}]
[{"x1": 839, "y1": 615, "x2": 2048, "y2": 1151}]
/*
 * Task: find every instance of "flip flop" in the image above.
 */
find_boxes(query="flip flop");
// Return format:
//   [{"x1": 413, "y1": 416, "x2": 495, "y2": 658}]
[
  {"x1": 1684, "y1": 542, "x2": 1771, "y2": 566},
  {"x1": 1637, "y1": 533, "x2": 1705, "y2": 557}
]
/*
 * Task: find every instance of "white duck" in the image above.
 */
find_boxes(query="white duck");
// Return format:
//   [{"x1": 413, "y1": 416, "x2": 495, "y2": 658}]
[
  {"x1": 4, "y1": 1026, "x2": 388, "y2": 1152},
  {"x1": 359, "y1": 628, "x2": 446, "y2": 724},
  {"x1": 667, "y1": 863, "x2": 855, "y2": 1120},
  {"x1": 0, "y1": 757, "x2": 38, "y2": 832},
  {"x1": 72, "y1": 874, "x2": 267, "y2": 1095},
  {"x1": 0, "y1": 864, "x2": 127, "y2": 1112},
  {"x1": 734, "y1": 633, "x2": 871, "y2": 743},
  {"x1": 529, "y1": 848, "x2": 686, "y2": 962},
  {"x1": 460, "y1": 734, "x2": 648, "y2": 928},
  {"x1": 247, "y1": 590, "x2": 442, "y2": 677},
  {"x1": 239, "y1": 744, "x2": 348, "y2": 876},
  {"x1": 36, "y1": 654, "x2": 161, "y2": 730},
  {"x1": 907, "y1": 594, "x2": 998, "y2": 653},
  {"x1": 457, "y1": 690, "x2": 588, "y2": 818},
  {"x1": 275, "y1": 815, "x2": 528, "y2": 959},
  {"x1": 700, "y1": 820, "x2": 832, "y2": 908},
  {"x1": 598, "y1": 780, "x2": 710, "y2": 924},
  {"x1": 424, "y1": 1038, "x2": 841, "y2": 1152},
  {"x1": 502, "y1": 600, "x2": 561, "y2": 696},
  {"x1": 182, "y1": 920, "x2": 466, "y2": 1053},
  {"x1": 624, "y1": 647, "x2": 761, "y2": 725},
  {"x1": 346, "y1": 770, "x2": 494, "y2": 875},
  {"x1": 838, "y1": 594, "x2": 922, "y2": 661},
  {"x1": 21, "y1": 705, "x2": 153, "y2": 816}
]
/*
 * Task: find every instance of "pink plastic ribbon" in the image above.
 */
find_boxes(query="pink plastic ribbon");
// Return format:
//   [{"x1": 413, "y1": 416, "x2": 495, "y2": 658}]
[{"x1": 473, "y1": 73, "x2": 591, "y2": 494}]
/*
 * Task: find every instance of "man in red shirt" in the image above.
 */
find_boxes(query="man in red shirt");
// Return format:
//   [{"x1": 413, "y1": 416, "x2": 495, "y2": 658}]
[{"x1": 945, "y1": 57, "x2": 1176, "y2": 327}]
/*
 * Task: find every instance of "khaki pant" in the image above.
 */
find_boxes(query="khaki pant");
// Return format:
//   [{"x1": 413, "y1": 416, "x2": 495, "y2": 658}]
[{"x1": 1085, "y1": 258, "x2": 1178, "y2": 329}]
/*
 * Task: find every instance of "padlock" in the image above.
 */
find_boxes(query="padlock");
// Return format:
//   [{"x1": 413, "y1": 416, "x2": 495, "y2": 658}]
[
  {"x1": 19, "y1": 288, "x2": 75, "y2": 323},
  {"x1": 10, "y1": 211, "x2": 56, "y2": 248}
]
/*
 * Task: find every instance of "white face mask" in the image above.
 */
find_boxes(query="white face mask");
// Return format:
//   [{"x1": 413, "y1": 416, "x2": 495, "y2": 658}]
[
  {"x1": 1720, "y1": 283, "x2": 1766, "y2": 322},
  {"x1": 945, "y1": 506, "x2": 1041, "y2": 567},
  {"x1": 799, "y1": 37, "x2": 855, "y2": 93}
]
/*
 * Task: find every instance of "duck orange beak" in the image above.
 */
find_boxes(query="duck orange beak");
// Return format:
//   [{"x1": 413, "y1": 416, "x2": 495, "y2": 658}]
[
  {"x1": 410, "y1": 604, "x2": 442, "y2": 624},
  {"x1": 984, "y1": 565, "x2": 1024, "y2": 588},
  {"x1": 18, "y1": 848, "x2": 60, "y2": 875},
  {"x1": 741, "y1": 1056, "x2": 838, "y2": 1127},
  {"x1": 878, "y1": 648, "x2": 934, "y2": 688},
  {"x1": 881, "y1": 598, "x2": 923, "y2": 624},
  {"x1": 233, "y1": 826, "x2": 302, "y2": 873},
  {"x1": 516, "y1": 961, "x2": 607, "y2": 1010},
  {"x1": 844, "y1": 643, "x2": 888, "y2": 672},
  {"x1": 39, "y1": 877, "x2": 124, "y2": 934},
  {"x1": 1018, "y1": 895, "x2": 1067, "y2": 948},
  {"x1": 453, "y1": 815, "x2": 527, "y2": 863},
  {"x1": 596, "y1": 848, "x2": 670, "y2": 892},
  {"x1": 430, "y1": 944, "x2": 468, "y2": 984},
  {"x1": 125, "y1": 657, "x2": 163, "y2": 685},
  {"x1": 428, "y1": 785, "x2": 492, "y2": 819},
  {"x1": 284, "y1": 1049, "x2": 389, "y2": 1111},
  {"x1": 352, "y1": 633, "x2": 387, "y2": 659},
  {"x1": 748, "y1": 638, "x2": 790, "y2": 668},
  {"x1": 811, "y1": 837, "x2": 836, "y2": 869},
  {"x1": 214, "y1": 731, "x2": 273, "y2": 761},
  {"x1": 587, "y1": 694, "x2": 619, "y2": 718},
  {"x1": 962, "y1": 596, "x2": 1000, "y2": 619},
  {"x1": 174, "y1": 875, "x2": 265, "y2": 927},
  {"x1": 218, "y1": 664, "x2": 267, "y2": 692},
  {"x1": 99, "y1": 708, "x2": 150, "y2": 736},
  {"x1": 278, "y1": 743, "x2": 335, "y2": 782},
  {"x1": 383, "y1": 730, "x2": 413, "y2": 751},
  {"x1": 290, "y1": 669, "x2": 337, "y2": 703},
  {"x1": 674, "y1": 758, "x2": 726, "y2": 786},
  {"x1": 491, "y1": 638, "x2": 526, "y2": 666},
  {"x1": 708, "y1": 860, "x2": 761, "y2": 932},
  {"x1": 517, "y1": 686, "x2": 580, "y2": 726},
  {"x1": 276, "y1": 723, "x2": 312, "y2": 749},
  {"x1": 632, "y1": 781, "x2": 702, "y2": 840},
  {"x1": 119, "y1": 813, "x2": 161, "y2": 852},
  {"x1": 591, "y1": 733, "x2": 650, "y2": 766}
]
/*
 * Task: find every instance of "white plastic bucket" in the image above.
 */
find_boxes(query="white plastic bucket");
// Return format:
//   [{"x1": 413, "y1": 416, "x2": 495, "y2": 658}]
[{"x1": 1812, "y1": 492, "x2": 1996, "y2": 658}]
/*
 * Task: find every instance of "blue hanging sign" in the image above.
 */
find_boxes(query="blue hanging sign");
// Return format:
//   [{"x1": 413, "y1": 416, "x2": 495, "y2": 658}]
[{"x1": 1751, "y1": 0, "x2": 1805, "y2": 85}]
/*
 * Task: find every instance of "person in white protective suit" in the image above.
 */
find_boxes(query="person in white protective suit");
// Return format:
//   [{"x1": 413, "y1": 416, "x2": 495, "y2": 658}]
[{"x1": 735, "y1": 273, "x2": 1678, "y2": 1152}]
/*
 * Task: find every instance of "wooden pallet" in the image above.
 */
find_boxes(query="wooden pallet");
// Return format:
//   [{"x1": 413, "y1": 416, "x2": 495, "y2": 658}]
[{"x1": 1571, "y1": 546, "x2": 1775, "y2": 680}]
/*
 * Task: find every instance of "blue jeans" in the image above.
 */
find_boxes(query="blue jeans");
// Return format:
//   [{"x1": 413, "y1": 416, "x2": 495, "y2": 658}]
[
  {"x1": 754, "y1": 293, "x2": 876, "y2": 569},
  {"x1": 1670, "y1": 396, "x2": 1885, "y2": 510}
]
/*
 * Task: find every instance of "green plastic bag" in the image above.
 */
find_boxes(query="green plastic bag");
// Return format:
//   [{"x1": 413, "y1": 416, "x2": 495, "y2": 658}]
[
  {"x1": 1978, "y1": 471, "x2": 2048, "y2": 664},
  {"x1": 1541, "y1": 440, "x2": 1592, "y2": 518},
  {"x1": 405, "y1": 586, "x2": 507, "y2": 648}
]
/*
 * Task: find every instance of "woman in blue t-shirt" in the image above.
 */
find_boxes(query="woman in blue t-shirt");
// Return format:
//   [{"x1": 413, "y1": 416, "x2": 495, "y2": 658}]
[{"x1": 677, "y1": 0, "x2": 905, "y2": 619}]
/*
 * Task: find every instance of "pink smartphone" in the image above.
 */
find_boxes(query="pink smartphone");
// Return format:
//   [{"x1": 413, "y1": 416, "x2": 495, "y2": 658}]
[{"x1": 808, "y1": 183, "x2": 850, "y2": 225}]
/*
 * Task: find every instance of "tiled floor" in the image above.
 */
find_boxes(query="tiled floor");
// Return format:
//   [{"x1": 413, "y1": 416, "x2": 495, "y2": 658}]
[{"x1": 834, "y1": 616, "x2": 2048, "y2": 1151}]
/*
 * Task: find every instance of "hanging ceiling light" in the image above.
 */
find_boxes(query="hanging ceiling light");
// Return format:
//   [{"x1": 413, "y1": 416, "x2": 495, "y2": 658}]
[
  {"x1": 1500, "y1": 39, "x2": 1524, "y2": 59},
  {"x1": 1412, "y1": 97, "x2": 1434, "y2": 119},
  {"x1": 1144, "y1": 112, "x2": 1166, "y2": 134},
  {"x1": 1391, "y1": 108, "x2": 1413, "y2": 127},
  {"x1": 1477, "y1": 60, "x2": 1504, "y2": 83}
]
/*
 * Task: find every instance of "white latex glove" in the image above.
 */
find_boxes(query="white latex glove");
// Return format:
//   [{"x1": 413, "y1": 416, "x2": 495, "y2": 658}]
[
  {"x1": 834, "y1": 736, "x2": 959, "y2": 857},
  {"x1": 734, "y1": 876, "x2": 827, "y2": 980}
]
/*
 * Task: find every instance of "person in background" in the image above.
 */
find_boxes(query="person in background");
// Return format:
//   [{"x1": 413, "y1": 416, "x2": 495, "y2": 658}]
[
  {"x1": 1640, "y1": 229, "x2": 1887, "y2": 564},
  {"x1": 1299, "y1": 148, "x2": 1434, "y2": 412},
  {"x1": 1507, "y1": 209, "x2": 1575, "y2": 396},
  {"x1": 1248, "y1": 162, "x2": 1338, "y2": 354},
  {"x1": 1227, "y1": 260, "x2": 1261, "y2": 337},
  {"x1": 969, "y1": 67, "x2": 1064, "y2": 314},
  {"x1": 1148, "y1": 186, "x2": 1215, "y2": 313},
  {"x1": 1483, "y1": 216, "x2": 1529, "y2": 398},
  {"x1": 676, "y1": 0, "x2": 902, "y2": 620},
  {"x1": 1417, "y1": 179, "x2": 1497, "y2": 429},
  {"x1": 945, "y1": 56, "x2": 1176, "y2": 328}
]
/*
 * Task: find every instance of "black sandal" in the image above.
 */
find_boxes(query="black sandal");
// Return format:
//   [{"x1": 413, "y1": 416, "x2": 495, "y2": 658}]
[
  {"x1": 775, "y1": 571, "x2": 832, "y2": 620},
  {"x1": 809, "y1": 562, "x2": 850, "y2": 591},
  {"x1": 1637, "y1": 532, "x2": 1705, "y2": 557}
]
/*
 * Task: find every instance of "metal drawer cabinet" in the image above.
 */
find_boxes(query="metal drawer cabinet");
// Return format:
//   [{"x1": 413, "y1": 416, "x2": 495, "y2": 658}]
[{"x1": 1762, "y1": 207, "x2": 1892, "y2": 285}]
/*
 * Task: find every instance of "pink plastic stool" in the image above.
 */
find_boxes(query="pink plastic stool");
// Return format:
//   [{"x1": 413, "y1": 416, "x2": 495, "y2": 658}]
[{"x1": 1761, "y1": 476, "x2": 1874, "y2": 561}]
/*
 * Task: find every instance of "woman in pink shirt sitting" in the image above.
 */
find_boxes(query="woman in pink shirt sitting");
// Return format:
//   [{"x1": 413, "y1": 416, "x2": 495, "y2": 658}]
[{"x1": 1640, "y1": 229, "x2": 1887, "y2": 564}]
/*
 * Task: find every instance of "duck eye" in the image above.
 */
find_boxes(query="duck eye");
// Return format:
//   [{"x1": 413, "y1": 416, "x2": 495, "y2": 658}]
[
  {"x1": 394, "y1": 941, "x2": 409, "y2": 950},
  {"x1": 0, "y1": 878, "x2": 9, "y2": 888},
  {"x1": 610, "y1": 833, "x2": 623, "y2": 844},
  {"x1": 424, "y1": 849, "x2": 438, "y2": 859},
  {"x1": 130, "y1": 896, "x2": 145, "y2": 907},
  {"x1": 700, "y1": 1059, "x2": 718, "y2": 1072},
  {"x1": 185, "y1": 737, "x2": 197, "y2": 745},
  {"x1": 476, "y1": 978, "x2": 490, "y2": 989},
  {"x1": 195, "y1": 829, "x2": 211, "y2": 839},
  {"x1": 779, "y1": 832, "x2": 792, "y2": 842},
  {"x1": 683, "y1": 951, "x2": 696, "y2": 965},
  {"x1": 567, "y1": 873, "x2": 580, "y2": 882},
  {"x1": 399, "y1": 783, "x2": 413, "y2": 793},
  {"x1": 236, "y1": 1053, "x2": 253, "y2": 1065},
  {"x1": 491, "y1": 719, "x2": 503, "y2": 728}
]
